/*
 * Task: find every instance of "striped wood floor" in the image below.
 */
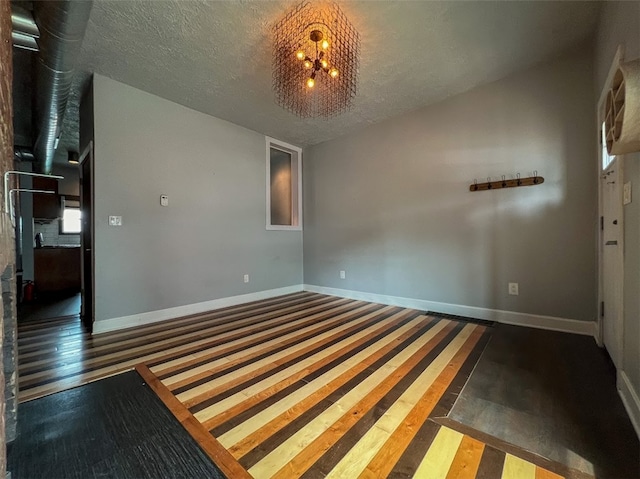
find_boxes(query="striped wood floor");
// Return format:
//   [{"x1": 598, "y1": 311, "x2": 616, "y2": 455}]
[
  {"x1": 18, "y1": 292, "x2": 571, "y2": 478},
  {"x1": 138, "y1": 293, "x2": 568, "y2": 479},
  {"x1": 17, "y1": 293, "x2": 384, "y2": 401},
  {"x1": 18, "y1": 293, "x2": 348, "y2": 402}
]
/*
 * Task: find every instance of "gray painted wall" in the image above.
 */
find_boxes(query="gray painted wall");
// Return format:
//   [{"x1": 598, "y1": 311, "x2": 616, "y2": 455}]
[
  {"x1": 92, "y1": 74, "x2": 302, "y2": 322},
  {"x1": 304, "y1": 47, "x2": 597, "y2": 322},
  {"x1": 595, "y1": 1, "x2": 640, "y2": 404}
]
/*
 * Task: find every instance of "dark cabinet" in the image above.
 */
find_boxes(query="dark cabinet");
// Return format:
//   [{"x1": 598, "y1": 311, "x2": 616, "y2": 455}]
[
  {"x1": 34, "y1": 247, "x2": 81, "y2": 293},
  {"x1": 32, "y1": 177, "x2": 59, "y2": 219}
]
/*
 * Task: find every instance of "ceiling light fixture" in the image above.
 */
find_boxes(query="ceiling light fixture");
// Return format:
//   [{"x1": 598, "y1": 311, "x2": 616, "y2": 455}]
[
  {"x1": 67, "y1": 151, "x2": 79, "y2": 164},
  {"x1": 272, "y1": 1, "x2": 360, "y2": 118}
]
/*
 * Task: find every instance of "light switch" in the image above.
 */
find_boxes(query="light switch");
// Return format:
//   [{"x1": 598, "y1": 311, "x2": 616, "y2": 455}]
[
  {"x1": 160, "y1": 195, "x2": 169, "y2": 207},
  {"x1": 109, "y1": 215, "x2": 122, "y2": 226},
  {"x1": 624, "y1": 182, "x2": 632, "y2": 205}
]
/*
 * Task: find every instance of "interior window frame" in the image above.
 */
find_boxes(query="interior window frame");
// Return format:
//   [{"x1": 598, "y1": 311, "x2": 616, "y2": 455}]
[{"x1": 265, "y1": 137, "x2": 303, "y2": 231}]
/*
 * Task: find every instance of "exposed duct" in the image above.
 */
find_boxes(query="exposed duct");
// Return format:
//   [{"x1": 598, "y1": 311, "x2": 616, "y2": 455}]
[{"x1": 33, "y1": 0, "x2": 92, "y2": 174}]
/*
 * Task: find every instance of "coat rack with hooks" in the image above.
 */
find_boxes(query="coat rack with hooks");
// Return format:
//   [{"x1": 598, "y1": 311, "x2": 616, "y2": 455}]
[{"x1": 469, "y1": 172, "x2": 544, "y2": 192}]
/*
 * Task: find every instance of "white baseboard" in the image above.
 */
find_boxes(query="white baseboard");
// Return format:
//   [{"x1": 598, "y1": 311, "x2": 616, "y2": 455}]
[
  {"x1": 93, "y1": 285, "x2": 304, "y2": 335},
  {"x1": 303, "y1": 284, "x2": 595, "y2": 337},
  {"x1": 618, "y1": 370, "x2": 640, "y2": 440}
]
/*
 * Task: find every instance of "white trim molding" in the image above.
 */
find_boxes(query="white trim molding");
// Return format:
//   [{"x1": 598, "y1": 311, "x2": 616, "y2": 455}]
[
  {"x1": 303, "y1": 285, "x2": 596, "y2": 337},
  {"x1": 618, "y1": 370, "x2": 640, "y2": 440},
  {"x1": 92, "y1": 285, "x2": 304, "y2": 335}
]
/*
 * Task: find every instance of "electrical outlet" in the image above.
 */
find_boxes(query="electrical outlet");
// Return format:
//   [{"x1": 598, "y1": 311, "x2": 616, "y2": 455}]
[
  {"x1": 624, "y1": 182, "x2": 632, "y2": 205},
  {"x1": 508, "y1": 282, "x2": 519, "y2": 296},
  {"x1": 339, "y1": 270, "x2": 346, "y2": 279},
  {"x1": 160, "y1": 195, "x2": 169, "y2": 207},
  {"x1": 243, "y1": 274, "x2": 249, "y2": 283},
  {"x1": 108, "y1": 215, "x2": 122, "y2": 226}
]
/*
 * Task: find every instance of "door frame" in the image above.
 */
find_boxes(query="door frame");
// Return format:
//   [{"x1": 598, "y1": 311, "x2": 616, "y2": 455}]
[
  {"x1": 596, "y1": 45, "x2": 625, "y2": 350},
  {"x1": 79, "y1": 141, "x2": 94, "y2": 331}
]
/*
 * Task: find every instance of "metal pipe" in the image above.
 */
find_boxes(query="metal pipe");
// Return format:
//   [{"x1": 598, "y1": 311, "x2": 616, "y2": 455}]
[
  {"x1": 3, "y1": 171, "x2": 64, "y2": 213},
  {"x1": 9, "y1": 189, "x2": 56, "y2": 228},
  {"x1": 33, "y1": 0, "x2": 93, "y2": 174}
]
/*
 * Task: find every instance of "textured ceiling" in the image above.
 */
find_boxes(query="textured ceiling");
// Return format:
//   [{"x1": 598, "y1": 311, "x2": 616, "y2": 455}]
[{"x1": 54, "y1": 0, "x2": 601, "y2": 163}]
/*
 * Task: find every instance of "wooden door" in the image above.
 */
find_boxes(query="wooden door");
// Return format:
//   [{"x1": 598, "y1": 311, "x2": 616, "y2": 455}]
[
  {"x1": 79, "y1": 144, "x2": 94, "y2": 332},
  {"x1": 601, "y1": 159, "x2": 623, "y2": 368}
]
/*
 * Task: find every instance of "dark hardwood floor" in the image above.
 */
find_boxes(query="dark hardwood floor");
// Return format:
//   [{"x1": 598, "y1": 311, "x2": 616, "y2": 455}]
[
  {"x1": 447, "y1": 323, "x2": 640, "y2": 479},
  {"x1": 18, "y1": 292, "x2": 81, "y2": 323},
  {"x1": 7, "y1": 370, "x2": 225, "y2": 479}
]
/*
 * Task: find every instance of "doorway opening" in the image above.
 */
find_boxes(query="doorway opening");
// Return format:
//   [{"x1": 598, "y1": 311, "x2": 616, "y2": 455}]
[
  {"x1": 17, "y1": 165, "x2": 82, "y2": 325},
  {"x1": 14, "y1": 145, "x2": 93, "y2": 330}
]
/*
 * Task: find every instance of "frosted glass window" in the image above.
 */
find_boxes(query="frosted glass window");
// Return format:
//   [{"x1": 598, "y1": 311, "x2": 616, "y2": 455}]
[
  {"x1": 270, "y1": 148, "x2": 293, "y2": 226},
  {"x1": 266, "y1": 138, "x2": 302, "y2": 231}
]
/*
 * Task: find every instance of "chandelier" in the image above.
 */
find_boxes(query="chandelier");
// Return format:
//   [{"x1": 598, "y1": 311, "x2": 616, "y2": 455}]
[{"x1": 272, "y1": 1, "x2": 360, "y2": 118}]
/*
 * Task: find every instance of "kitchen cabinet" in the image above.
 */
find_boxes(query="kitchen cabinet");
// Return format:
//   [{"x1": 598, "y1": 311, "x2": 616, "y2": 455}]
[
  {"x1": 32, "y1": 177, "x2": 60, "y2": 219},
  {"x1": 34, "y1": 247, "x2": 81, "y2": 293}
]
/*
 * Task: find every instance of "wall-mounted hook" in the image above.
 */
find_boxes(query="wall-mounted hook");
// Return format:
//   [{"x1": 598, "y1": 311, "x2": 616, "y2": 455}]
[{"x1": 469, "y1": 171, "x2": 544, "y2": 192}]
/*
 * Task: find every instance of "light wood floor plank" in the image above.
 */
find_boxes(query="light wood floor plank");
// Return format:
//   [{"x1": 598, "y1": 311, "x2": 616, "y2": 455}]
[
  {"x1": 18, "y1": 294, "x2": 339, "y2": 400},
  {"x1": 196, "y1": 310, "x2": 427, "y2": 429},
  {"x1": 248, "y1": 320, "x2": 463, "y2": 478},
  {"x1": 412, "y1": 426, "x2": 464, "y2": 479},
  {"x1": 322, "y1": 325, "x2": 477, "y2": 479},
  {"x1": 21, "y1": 296, "x2": 348, "y2": 371},
  {"x1": 445, "y1": 435, "x2": 486, "y2": 479},
  {"x1": 360, "y1": 326, "x2": 485, "y2": 478},
  {"x1": 179, "y1": 306, "x2": 400, "y2": 406},
  {"x1": 502, "y1": 454, "x2": 537, "y2": 479},
  {"x1": 226, "y1": 316, "x2": 441, "y2": 459},
  {"x1": 152, "y1": 301, "x2": 374, "y2": 377},
  {"x1": 180, "y1": 307, "x2": 400, "y2": 409},
  {"x1": 19, "y1": 299, "x2": 355, "y2": 388},
  {"x1": 535, "y1": 467, "x2": 565, "y2": 479},
  {"x1": 163, "y1": 304, "x2": 390, "y2": 390}
]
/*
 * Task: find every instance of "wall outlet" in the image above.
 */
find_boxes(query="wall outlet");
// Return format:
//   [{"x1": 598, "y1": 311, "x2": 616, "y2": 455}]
[
  {"x1": 339, "y1": 270, "x2": 346, "y2": 279},
  {"x1": 624, "y1": 182, "x2": 632, "y2": 205},
  {"x1": 243, "y1": 274, "x2": 249, "y2": 283},
  {"x1": 508, "y1": 282, "x2": 519, "y2": 296},
  {"x1": 160, "y1": 195, "x2": 169, "y2": 207},
  {"x1": 108, "y1": 215, "x2": 122, "y2": 226}
]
